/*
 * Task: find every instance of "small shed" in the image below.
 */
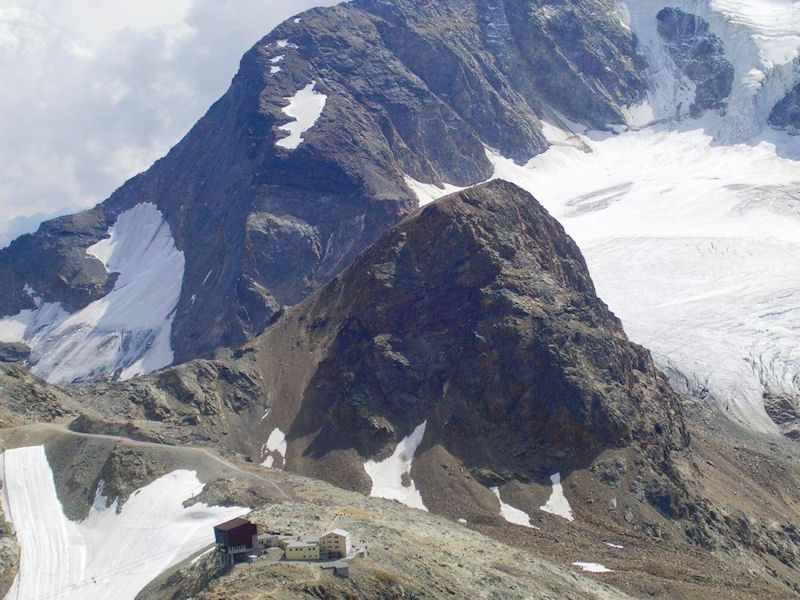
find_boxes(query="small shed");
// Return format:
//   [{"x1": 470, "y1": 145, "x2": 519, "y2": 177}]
[{"x1": 321, "y1": 560, "x2": 350, "y2": 578}]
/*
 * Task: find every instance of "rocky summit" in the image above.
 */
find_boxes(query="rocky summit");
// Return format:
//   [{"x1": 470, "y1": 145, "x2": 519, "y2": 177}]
[
  {"x1": 248, "y1": 180, "x2": 688, "y2": 505},
  {"x1": 0, "y1": 0, "x2": 646, "y2": 382}
]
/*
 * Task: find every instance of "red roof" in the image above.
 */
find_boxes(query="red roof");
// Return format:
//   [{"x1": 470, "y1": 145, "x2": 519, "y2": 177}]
[{"x1": 214, "y1": 517, "x2": 253, "y2": 532}]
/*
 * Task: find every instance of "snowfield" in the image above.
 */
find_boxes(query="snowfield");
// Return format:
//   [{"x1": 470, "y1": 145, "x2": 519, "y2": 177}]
[
  {"x1": 0, "y1": 202, "x2": 184, "y2": 383},
  {"x1": 363, "y1": 421, "x2": 428, "y2": 512},
  {"x1": 0, "y1": 445, "x2": 247, "y2": 600},
  {"x1": 276, "y1": 82, "x2": 327, "y2": 150}
]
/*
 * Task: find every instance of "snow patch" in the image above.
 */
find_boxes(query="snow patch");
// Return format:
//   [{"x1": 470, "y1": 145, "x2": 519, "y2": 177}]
[
  {"x1": 266, "y1": 427, "x2": 287, "y2": 457},
  {"x1": 490, "y1": 486, "x2": 538, "y2": 529},
  {"x1": 605, "y1": 542, "x2": 625, "y2": 549},
  {"x1": 0, "y1": 445, "x2": 246, "y2": 600},
  {"x1": 403, "y1": 175, "x2": 464, "y2": 207},
  {"x1": 260, "y1": 427, "x2": 286, "y2": 469},
  {"x1": 276, "y1": 82, "x2": 327, "y2": 150},
  {"x1": 573, "y1": 562, "x2": 613, "y2": 573},
  {"x1": 539, "y1": 472, "x2": 574, "y2": 521},
  {"x1": 363, "y1": 421, "x2": 428, "y2": 512},
  {"x1": 0, "y1": 203, "x2": 184, "y2": 383}
]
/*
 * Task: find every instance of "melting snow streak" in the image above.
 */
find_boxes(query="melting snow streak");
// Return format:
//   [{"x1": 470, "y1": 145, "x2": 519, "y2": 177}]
[
  {"x1": 363, "y1": 421, "x2": 428, "y2": 512},
  {"x1": 490, "y1": 486, "x2": 537, "y2": 529},
  {"x1": 539, "y1": 472, "x2": 574, "y2": 521},
  {"x1": 573, "y1": 562, "x2": 613, "y2": 573}
]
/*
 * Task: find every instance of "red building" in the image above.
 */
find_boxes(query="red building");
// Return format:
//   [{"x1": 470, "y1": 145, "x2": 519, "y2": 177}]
[{"x1": 214, "y1": 517, "x2": 259, "y2": 565}]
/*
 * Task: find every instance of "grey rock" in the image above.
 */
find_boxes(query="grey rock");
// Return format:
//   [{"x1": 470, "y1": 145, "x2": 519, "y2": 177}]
[
  {"x1": 0, "y1": 343, "x2": 30, "y2": 364},
  {"x1": 656, "y1": 7, "x2": 734, "y2": 116},
  {"x1": 764, "y1": 391, "x2": 800, "y2": 440},
  {"x1": 768, "y1": 83, "x2": 800, "y2": 133}
]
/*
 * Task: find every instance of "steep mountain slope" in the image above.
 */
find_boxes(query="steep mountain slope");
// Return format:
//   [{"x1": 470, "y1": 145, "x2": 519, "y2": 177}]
[
  {"x1": 0, "y1": 0, "x2": 646, "y2": 383},
  {"x1": 247, "y1": 180, "x2": 688, "y2": 510}
]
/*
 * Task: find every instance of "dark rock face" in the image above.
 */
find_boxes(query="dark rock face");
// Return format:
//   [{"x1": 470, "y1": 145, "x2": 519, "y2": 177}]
[
  {"x1": 656, "y1": 7, "x2": 734, "y2": 116},
  {"x1": 764, "y1": 391, "x2": 800, "y2": 439},
  {"x1": 0, "y1": 0, "x2": 646, "y2": 376},
  {"x1": 0, "y1": 364, "x2": 79, "y2": 424},
  {"x1": 254, "y1": 180, "x2": 687, "y2": 492},
  {"x1": 0, "y1": 343, "x2": 30, "y2": 364},
  {"x1": 768, "y1": 83, "x2": 800, "y2": 134}
]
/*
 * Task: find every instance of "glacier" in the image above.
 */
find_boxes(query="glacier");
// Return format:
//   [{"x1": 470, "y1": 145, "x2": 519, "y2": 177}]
[{"x1": 0, "y1": 202, "x2": 184, "y2": 383}]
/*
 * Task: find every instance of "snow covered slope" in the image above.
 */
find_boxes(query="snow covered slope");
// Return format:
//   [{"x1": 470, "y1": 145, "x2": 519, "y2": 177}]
[
  {"x1": 0, "y1": 203, "x2": 184, "y2": 383},
  {"x1": 0, "y1": 445, "x2": 246, "y2": 600}
]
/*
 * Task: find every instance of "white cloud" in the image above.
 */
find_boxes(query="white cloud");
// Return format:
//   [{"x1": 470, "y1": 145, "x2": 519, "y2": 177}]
[{"x1": 0, "y1": 0, "x2": 341, "y2": 240}]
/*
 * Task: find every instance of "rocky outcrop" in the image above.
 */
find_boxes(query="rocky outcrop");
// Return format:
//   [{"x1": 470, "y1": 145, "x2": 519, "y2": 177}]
[
  {"x1": 0, "y1": 343, "x2": 29, "y2": 364},
  {"x1": 768, "y1": 82, "x2": 800, "y2": 134},
  {"x1": 763, "y1": 391, "x2": 800, "y2": 440},
  {"x1": 248, "y1": 180, "x2": 688, "y2": 511},
  {"x1": 656, "y1": 7, "x2": 734, "y2": 116},
  {"x1": 0, "y1": 364, "x2": 80, "y2": 425},
  {"x1": 0, "y1": 0, "x2": 647, "y2": 380}
]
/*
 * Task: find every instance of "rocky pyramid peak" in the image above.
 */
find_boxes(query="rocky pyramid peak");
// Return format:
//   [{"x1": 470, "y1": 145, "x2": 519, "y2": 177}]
[{"x1": 250, "y1": 180, "x2": 688, "y2": 504}]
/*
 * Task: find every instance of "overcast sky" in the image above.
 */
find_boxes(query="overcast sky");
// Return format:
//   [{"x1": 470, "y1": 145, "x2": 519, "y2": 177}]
[{"x1": 0, "y1": 0, "x2": 340, "y2": 240}]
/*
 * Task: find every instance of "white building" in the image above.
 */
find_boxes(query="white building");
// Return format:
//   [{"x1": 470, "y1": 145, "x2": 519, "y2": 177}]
[
  {"x1": 285, "y1": 541, "x2": 320, "y2": 561},
  {"x1": 320, "y1": 529, "x2": 352, "y2": 559}
]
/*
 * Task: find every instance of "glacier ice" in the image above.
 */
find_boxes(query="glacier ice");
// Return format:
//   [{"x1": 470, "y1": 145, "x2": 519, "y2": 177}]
[{"x1": 0, "y1": 202, "x2": 184, "y2": 383}]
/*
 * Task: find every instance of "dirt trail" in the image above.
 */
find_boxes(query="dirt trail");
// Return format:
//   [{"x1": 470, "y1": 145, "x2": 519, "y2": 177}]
[{"x1": 0, "y1": 422, "x2": 291, "y2": 500}]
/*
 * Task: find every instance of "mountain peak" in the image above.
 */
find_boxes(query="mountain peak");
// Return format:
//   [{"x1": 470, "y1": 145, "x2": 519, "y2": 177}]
[{"x1": 249, "y1": 180, "x2": 687, "y2": 513}]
